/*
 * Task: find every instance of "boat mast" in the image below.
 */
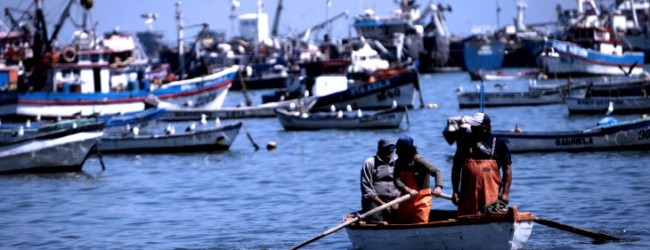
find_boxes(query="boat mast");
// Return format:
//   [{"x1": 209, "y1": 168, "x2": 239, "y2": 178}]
[
  {"x1": 176, "y1": 1, "x2": 185, "y2": 80},
  {"x1": 271, "y1": 0, "x2": 283, "y2": 38}
]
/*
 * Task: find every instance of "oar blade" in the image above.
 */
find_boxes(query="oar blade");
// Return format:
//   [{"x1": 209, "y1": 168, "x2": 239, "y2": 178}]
[{"x1": 534, "y1": 217, "x2": 623, "y2": 242}]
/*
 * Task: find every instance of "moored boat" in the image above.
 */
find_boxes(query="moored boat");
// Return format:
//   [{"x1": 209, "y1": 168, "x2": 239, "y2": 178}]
[
  {"x1": 275, "y1": 106, "x2": 406, "y2": 130},
  {"x1": 492, "y1": 117, "x2": 650, "y2": 152},
  {"x1": 98, "y1": 121, "x2": 242, "y2": 153},
  {"x1": 0, "y1": 120, "x2": 104, "y2": 174},
  {"x1": 345, "y1": 207, "x2": 535, "y2": 250}
]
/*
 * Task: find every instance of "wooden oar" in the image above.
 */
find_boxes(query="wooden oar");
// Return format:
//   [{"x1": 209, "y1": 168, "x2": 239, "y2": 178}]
[
  {"x1": 413, "y1": 71, "x2": 425, "y2": 108},
  {"x1": 243, "y1": 125, "x2": 260, "y2": 151},
  {"x1": 291, "y1": 194, "x2": 412, "y2": 250},
  {"x1": 434, "y1": 193, "x2": 624, "y2": 242},
  {"x1": 533, "y1": 217, "x2": 623, "y2": 242}
]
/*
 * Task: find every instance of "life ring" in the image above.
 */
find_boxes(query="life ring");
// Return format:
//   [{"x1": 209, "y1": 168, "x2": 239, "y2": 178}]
[{"x1": 61, "y1": 46, "x2": 77, "y2": 63}]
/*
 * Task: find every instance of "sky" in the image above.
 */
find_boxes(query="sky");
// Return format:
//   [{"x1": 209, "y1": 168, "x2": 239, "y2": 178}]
[{"x1": 1, "y1": 0, "x2": 579, "y2": 44}]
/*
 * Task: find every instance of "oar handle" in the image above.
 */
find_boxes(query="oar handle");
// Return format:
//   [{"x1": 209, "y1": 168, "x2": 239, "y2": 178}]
[
  {"x1": 291, "y1": 194, "x2": 412, "y2": 250},
  {"x1": 436, "y1": 192, "x2": 453, "y2": 200}
]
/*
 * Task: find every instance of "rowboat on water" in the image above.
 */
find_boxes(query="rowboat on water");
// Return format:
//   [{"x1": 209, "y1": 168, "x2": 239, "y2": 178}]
[
  {"x1": 492, "y1": 117, "x2": 650, "y2": 153},
  {"x1": 345, "y1": 207, "x2": 535, "y2": 250},
  {"x1": 275, "y1": 106, "x2": 406, "y2": 130},
  {"x1": 468, "y1": 69, "x2": 541, "y2": 81},
  {"x1": 0, "y1": 120, "x2": 104, "y2": 174},
  {"x1": 98, "y1": 121, "x2": 242, "y2": 154}
]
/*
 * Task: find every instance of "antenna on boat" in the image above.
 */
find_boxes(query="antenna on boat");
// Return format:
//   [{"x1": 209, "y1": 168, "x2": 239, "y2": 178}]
[{"x1": 479, "y1": 79, "x2": 485, "y2": 113}]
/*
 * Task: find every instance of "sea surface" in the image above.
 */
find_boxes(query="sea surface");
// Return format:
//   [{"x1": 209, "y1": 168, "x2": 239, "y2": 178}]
[{"x1": 1, "y1": 70, "x2": 649, "y2": 250}]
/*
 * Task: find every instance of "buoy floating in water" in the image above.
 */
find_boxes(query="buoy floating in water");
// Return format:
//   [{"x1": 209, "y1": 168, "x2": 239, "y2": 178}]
[
  {"x1": 427, "y1": 103, "x2": 438, "y2": 109},
  {"x1": 267, "y1": 141, "x2": 277, "y2": 150}
]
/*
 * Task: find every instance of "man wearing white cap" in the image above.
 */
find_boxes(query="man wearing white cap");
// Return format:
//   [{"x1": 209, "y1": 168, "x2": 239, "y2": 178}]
[{"x1": 451, "y1": 113, "x2": 512, "y2": 216}]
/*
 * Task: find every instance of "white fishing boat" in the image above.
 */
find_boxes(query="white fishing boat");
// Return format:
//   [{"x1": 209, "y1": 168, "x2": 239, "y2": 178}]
[
  {"x1": 492, "y1": 117, "x2": 650, "y2": 152},
  {"x1": 0, "y1": 122, "x2": 104, "y2": 174},
  {"x1": 275, "y1": 106, "x2": 406, "y2": 130},
  {"x1": 98, "y1": 121, "x2": 242, "y2": 153},
  {"x1": 565, "y1": 80, "x2": 650, "y2": 114},
  {"x1": 345, "y1": 207, "x2": 535, "y2": 250}
]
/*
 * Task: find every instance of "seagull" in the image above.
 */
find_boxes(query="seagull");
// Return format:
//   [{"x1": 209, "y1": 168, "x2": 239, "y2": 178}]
[
  {"x1": 14, "y1": 126, "x2": 24, "y2": 137},
  {"x1": 36, "y1": 114, "x2": 41, "y2": 121},
  {"x1": 72, "y1": 123, "x2": 77, "y2": 129},
  {"x1": 215, "y1": 117, "x2": 221, "y2": 127},
  {"x1": 346, "y1": 105, "x2": 353, "y2": 112},
  {"x1": 392, "y1": 100, "x2": 397, "y2": 108},
  {"x1": 289, "y1": 102, "x2": 297, "y2": 111},
  {"x1": 25, "y1": 119, "x2": 31, "y2": 128},
  {"x1": 200, "y1": 114, "x2": 208, "y2": 126},
  {"x1": 357, "y1": 109, "x2": 363, "y2": 118},
  {"x1": 131, "y1": 126, "x2": 140, "y2": 136},
  {"x1": 304, "y1": 90, "x2": 310, "y2": 97},
  {"x1": 606, "y1": 101, "x2": 614, "y2": 116},
  {"x1": 330, "y1": 105, "x2": 336, "y2": 113},
  {"x1": 186, "y1": 122, "x2": 196, "y2": 132},
  {"x1": 165, "y1": 124, "x2": 175, "y2": 135},
  {"x1": 337, "y1": 110, "x2": 343, "y2": 118}
]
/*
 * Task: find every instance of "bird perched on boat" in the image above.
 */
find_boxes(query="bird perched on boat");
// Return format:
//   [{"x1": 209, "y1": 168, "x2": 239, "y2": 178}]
[
  {"x1": 72, "y1": 123, "x2": 77, "y2": 129},
  {"x1": 304, "y1": 90, "x2": 310, "y2": 97},
  {"x1": 289, "y1": 102, "x2": 297, "y2": 111},
  {"x1": 215, "y1": 117, "x2": 221, "y2": 127},
  {"x1": 346, "y1": 105, "x2": 353, "y2": 112},
  {"x1": 186, "y1": 122, "x2": 196, "y2": 132},
  {"x1": 330, "y1": 105, "x2": 336, "y2": 113},
  {"x1": 337, "y1": 110, "x2": 344, "y2": 118},
  {"x1": 494, "y1": 83, "x2": 507, "y2": 91},
  {"x1": 131, "y1": 126, "x2": 140, "y2": 136},
  {"x1": 13, "y1": 126, "x2": 24, "y2": 137},
  {"x1": 25, "y1": 119, "x2": 31, "y2": 128},
  {"x1": 35, "y1": 114, "x2": 41, "y2": 122},
  {"x1": 165, "y1": 124, "x2": 175, "y2": 135},
  {"x1": 200, "y1": 114, "x2": 208, "y2": 126},
  {"x1": 392, "y1": 100, "x2": 397, "y2": 108},
  {"x1": 357, "y1": 109, "x2": 363, "y2": 118},
  {"x1": 606, "y1": 101, "x2": 614, "y2": 116}
]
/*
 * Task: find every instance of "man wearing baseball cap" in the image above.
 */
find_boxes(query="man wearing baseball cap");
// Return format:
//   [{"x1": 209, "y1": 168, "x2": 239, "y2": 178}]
[
  {"x1": 360, "y1": 138, "x2": 401, "y2": 224},
  {"x1": 393, "y1": 136, "x2": 443, "y2": 224}
]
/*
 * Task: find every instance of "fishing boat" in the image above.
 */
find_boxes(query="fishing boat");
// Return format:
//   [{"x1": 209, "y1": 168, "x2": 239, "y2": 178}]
[
  {"x1": 345, "y1": 207, "x2": 535, "y2": 250},
  {"x1": 308, "y1": 66, "x2": 419, "y2": 111},
  {"x1": 565, "y1": 79, "x2": 650, "y2": 114},
  {"x1": 275, "y1": 106, "x2": 406, "y2": 130},
  {"x1": 462, "y1": 34, "x2": 506, "y2": 71},
  {"x1": 351, "y1": 1, "x2": 452, "y2": 72},
  {"x1": 468, "y1": 68, "x2": 541, "y2": 81},
  {"x1": 0, "y1": 120, "x2": 104, "y2": 174},
  {"x1": 457, "y1": 81, "x2": 588, "y2": 108},
  {"x1": 538, "y1": 1, "x2": 645, "y2": 77},
  {"x1": 491, "y1": 117, "x2": 650, "y2": 152},
  {"x1": 98, "y1": 121, "x2": 242, "y2": 154}
]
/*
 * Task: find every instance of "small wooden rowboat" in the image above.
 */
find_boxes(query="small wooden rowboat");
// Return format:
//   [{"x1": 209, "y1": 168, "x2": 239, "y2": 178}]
[
  {"x1": 345, "y1": 207, "x2": 535, "y2": 250},
  {"x1": 493, "y1": 117, "x2": 650, "y2": 153},
  {"x1": 98, "y1": 122, "x2": 242, "y2": 153},
  {"x1": 275, "y1": 106, "x2": 406, "y2": 130}
]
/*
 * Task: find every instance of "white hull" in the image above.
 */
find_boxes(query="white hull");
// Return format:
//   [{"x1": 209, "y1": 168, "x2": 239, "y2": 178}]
[
  {"x1": 457, "y1": 92, "x2": 565, "y2": 108},
  {"x1": 346, "y1": 209, "x2": 534, "y2": 250},
  {"x1": 15, "y1": 102, "x2": 145, "y2": 118},
  {"x1": 565, "y1": 96, "x2": 650, "y2": 114},
  {"x1": 276, "y1": 108, "x2": 405, "y2": 130},
  {"x1": 494, "y1": 118, "x2": 650, "y2": 152},
  {"x1": 160, "y1": 99, "x2": 303, "y2": 121},
  {"x1": 0, "y1": 132, "x2": 103, "y2": 173},
  {"x1": 98, "y1": 122, "x2": 242, "y2": 153},
  {"x1": 543, "y1": 55, "x2": 645, "y2": 76},
  {"x1": 156, "y1": 84, "x2": 230, "y2": 110}
]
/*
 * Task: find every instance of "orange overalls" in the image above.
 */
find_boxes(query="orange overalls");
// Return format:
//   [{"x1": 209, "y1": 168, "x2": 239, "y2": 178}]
[
  {"x1": 457, "y1": 147, "x2": 502, "y2": 216},
  {"x1": 395, "y1": 170, "x2": 432, "y2": 224}
]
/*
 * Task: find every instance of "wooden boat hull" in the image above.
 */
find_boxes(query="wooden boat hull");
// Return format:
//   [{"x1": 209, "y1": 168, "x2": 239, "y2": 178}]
[
  {"x1": 346, "y1": 208, "x2": 534, "y2": 250},
  {"x1": 98, "y1": 122, "x2": 242, "y2": 153},
  {"x1": 458, "y1": 92, "x2": 565, "y2": 108},
  {"x1": 153, "y1": 66, "x2": 238, "y2": 109},
  {"x1": 275, "y1": 107, "x2": 405, "y2": 130},
  {"x1": 159, "y1": 99, "x2": 304, "y2": 121},
  {"x1": 493, "y1": 118, "x2": 650, "y2": 152},
  {"x1": 309, "y1": 68, "x2": 417, "y2": 111},
  {"x1": 565, "y1": 96, "x2": 650, "y2": 114},
  {"x1": 540, "y1": 40, "x2": 645, "y2": 76},
  {"x1": 0, "y1": 131, "x2": 103, "y2": 174}
]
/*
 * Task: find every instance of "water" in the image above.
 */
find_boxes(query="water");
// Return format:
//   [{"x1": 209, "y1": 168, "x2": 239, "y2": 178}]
[{"x1": 1, "y1": 71, "x2": 649, "y2": 250}]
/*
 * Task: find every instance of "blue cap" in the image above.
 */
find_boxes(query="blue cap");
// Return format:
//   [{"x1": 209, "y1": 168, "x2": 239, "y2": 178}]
[{"x1": 396, "y1": 136, "x2": 415, "y2": 149}]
